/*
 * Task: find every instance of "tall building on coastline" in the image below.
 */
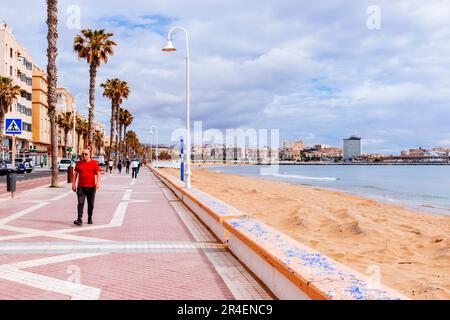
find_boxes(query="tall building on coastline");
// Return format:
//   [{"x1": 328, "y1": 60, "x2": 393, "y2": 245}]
[
  {"x1": 0, "y1": 22, "x2": 33, "y2": 156},
  {"x1": 343, "y1": 136, "x2": 362, "y2": 160}
]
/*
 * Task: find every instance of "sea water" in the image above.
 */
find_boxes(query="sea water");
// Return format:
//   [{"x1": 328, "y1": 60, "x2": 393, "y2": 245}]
[{"x1": 205, "y1": 165, "x2": 450, "y2": 216}]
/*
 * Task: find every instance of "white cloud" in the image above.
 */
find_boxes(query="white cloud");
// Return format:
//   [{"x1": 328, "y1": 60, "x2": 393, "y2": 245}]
[{"x1": 1, "y1": 0, "x2": 449, "y2": 152}]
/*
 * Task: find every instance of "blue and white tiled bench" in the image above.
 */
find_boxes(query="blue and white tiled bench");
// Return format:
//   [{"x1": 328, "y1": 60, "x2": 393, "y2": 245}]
[
  {"x1": 223, "y1": 217, "x2": 409, "y2": 300},
  {"x1": 151, "y1": 168, "x2": 409, "y2": 300}
]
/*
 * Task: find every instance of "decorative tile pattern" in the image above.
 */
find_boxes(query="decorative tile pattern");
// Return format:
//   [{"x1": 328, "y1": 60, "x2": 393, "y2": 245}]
[{"x1": 226, "y1": 218, "x2": 408, "y2": 300}]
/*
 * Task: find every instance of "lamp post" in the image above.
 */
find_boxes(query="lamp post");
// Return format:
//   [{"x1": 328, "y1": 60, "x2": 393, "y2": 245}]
[
  {"x1": 162, "y1": 26, "x2": 191, "y2": 189},
  {"x1": 150, "y1": 126, "x2": 158, "y2": 168}
]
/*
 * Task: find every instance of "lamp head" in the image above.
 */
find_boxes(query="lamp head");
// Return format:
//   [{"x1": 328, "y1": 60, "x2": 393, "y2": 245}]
[{"x1": 162, "y1": 39, "x2": 176, "y2": 52}]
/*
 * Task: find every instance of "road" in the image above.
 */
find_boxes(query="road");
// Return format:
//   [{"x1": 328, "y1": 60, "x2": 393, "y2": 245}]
[{"x1": 0, "y1": 169, "x2": 53, "y2": 183}]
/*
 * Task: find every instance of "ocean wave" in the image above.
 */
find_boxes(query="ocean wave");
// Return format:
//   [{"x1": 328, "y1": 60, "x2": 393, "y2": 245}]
[
  {"x1": 420, "y1": 204, "x2": 450, "y2": 211},
  {"x1": 273, "y1": 173, "x2": 338, "y2": 181}
]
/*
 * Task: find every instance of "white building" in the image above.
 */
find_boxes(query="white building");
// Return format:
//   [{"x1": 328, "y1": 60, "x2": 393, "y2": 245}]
[
  {"x1": 343, "y1": 136, "x2": 362, "y2": 160},
  {"x1": 0, "y1": 22, "x2": 33, "y2": 157}
]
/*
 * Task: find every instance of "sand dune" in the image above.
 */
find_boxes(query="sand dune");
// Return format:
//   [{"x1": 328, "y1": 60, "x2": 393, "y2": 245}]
[{"x1": 160, "y1": 167, "x2": 450, "y2": 300}]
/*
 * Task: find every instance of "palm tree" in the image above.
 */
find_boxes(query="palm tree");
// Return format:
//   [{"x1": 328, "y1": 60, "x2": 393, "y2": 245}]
[
  {"x1": 100, "y1": 78, "x2": 130, "y2": 167},
  {"x1": 93, "y1": 129, "x2": 104, "y2": 155},
  {"x1": 80, "y1": 120, "x2": 89, "y2": 150},
  {"x1": 126, "y1": 130, "x2": 143, "y2": 159},
  {"x1": 75, "y1": 116, "x2": 86, "y2": 155},
  {"x1": 56, "y1": 111, "x2": 73, "y2": 158},
  {"x1": 121, "y1": 109, "x2": 133, "y2": 159},
  {"x1": 0, "y1": 77, "x2": 22, "y2": 150},
  {"x1": 116, "y1": 107, "x2": 122, "y2": 160},
  {"x1": 47, "y1": 0, "x2": 59, "y2": 187},
  {"x1": 73, "y1": 29, "x2": 116, "y2": 146}
]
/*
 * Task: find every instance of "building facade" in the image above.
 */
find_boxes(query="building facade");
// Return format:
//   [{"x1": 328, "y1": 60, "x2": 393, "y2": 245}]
[
  {"x1": 343, "y1": 136, "x2": 362, "y2": 160},
  {"x1": 56, "y1": 87, "x2": 75, "y2": 157},
  {"x1": 31, "y1": 65, "x2": 50, "y2": 166},
  {"x1": 0, "y1": 22, "x2": 33, "y2": 158}
]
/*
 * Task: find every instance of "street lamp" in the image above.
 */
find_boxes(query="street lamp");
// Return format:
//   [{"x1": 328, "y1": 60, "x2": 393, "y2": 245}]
[
  {"x1": 150, "y1": 126, "x2": 158, "y2": 169},
  {"x1": 162, "y1": 27, "x2": 191, "y2": 189}
]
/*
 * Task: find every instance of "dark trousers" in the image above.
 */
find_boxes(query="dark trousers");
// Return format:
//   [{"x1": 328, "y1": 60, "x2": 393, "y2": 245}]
[
  {"x1": 77, "y1": 187, "x2": 96, "y2": 219},
  {"x1": 126, "y1": 166, "x2": 130, "y2": 174},
  {"x1": 132, "y1": 167, "x2": 138, "y2": 179}
]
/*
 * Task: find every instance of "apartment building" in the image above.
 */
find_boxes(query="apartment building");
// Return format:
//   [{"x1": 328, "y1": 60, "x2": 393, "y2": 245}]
[
  {"x1": 31, "y1": 65, "x2": 50, "y2": 151},
  {"x1": 343, "y1": 136, "x2": 362, "y2": 160},
  {"x1": 56, "y1": 87, "x2": 75, "y2": 157},
  {"x1": 0, "y1": 22, "x2": 33, "y2": 157},
  {"x1": 31, "y1": 65, "x2": 51, "y2": 166}
]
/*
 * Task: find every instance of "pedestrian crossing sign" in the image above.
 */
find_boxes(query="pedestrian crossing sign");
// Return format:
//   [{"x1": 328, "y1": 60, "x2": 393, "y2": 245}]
[{"x1": 5, "y1": 119, "x2": 22, "y2": 135}]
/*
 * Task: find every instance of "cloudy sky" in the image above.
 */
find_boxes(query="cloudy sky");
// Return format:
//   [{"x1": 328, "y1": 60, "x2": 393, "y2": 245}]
[{"x1": 2, "y1": 0, "x2": 450, "y2": 153}]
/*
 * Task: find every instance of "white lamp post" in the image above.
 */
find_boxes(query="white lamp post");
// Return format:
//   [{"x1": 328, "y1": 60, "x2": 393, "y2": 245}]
[
  {"x1": 162, "y1": 26, "x2": 191, "y2": 189},
  {"x1": 150, "y1": 126, "x2": 158, "y2": 168}
]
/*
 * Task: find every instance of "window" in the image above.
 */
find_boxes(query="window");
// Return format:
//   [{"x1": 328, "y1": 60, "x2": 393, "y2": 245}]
[
  {"x1": 10, "y1": 48, "x2": 13, "y2": 58},
  {"x1": 21, "y1": 92, "x2": 32, "y2": 101},
  {"x1": 9, "y1": 66, "x2": 12, "y2": 76},
  {"x1": 22, "y1": 122, "x2": 32, "y2": 132}
]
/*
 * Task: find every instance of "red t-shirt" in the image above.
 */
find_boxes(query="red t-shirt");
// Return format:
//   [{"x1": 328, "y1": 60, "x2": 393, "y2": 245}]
[{"x1": 75, "y1": 160, "x2": 100, "y2": 187}]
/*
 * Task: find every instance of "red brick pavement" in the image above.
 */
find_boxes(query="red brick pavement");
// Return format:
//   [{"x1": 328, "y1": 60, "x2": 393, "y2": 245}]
[{"x1": 0, "y1": 168, "x2": 240, "y2": 300}]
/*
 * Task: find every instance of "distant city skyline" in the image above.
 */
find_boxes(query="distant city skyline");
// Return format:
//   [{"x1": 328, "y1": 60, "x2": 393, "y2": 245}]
[{"x1": 2, "y1": 0, "x2": 449, "y2": 153}]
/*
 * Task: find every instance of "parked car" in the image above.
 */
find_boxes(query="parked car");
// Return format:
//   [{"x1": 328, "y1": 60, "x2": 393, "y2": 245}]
[
  {"x1": 58, "y1": 158, "x2": 72, "y2": 172},
  {"x1": 15, "y1": 158, "x2": 33, "y2": 173},
  {"x1": 15, "y1": 162, "x2": 26, "y2": 174},
  {"x1": 92, "y1": 156, "x2": 106, "y2": 167},
  {"x1": 0, "y1": 160, "x2": 12, "y2": 176}
]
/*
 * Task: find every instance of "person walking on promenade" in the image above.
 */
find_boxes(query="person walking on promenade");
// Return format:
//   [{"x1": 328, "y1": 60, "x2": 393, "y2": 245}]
[
  {"x1": 125, "y1": 159, "x2": 130, "y2": 174},
  {"x1": 72, "y1": 148, "x2": 101, "y2": 226},
  {"x1": 108, "y1": 159, "x2": 114, "y2": 174},
  {"x1": 117, "y1": 160, "x2": 123, "y2": 174},
  {"x1": 131, "y1": 158, "x2": 139, "y2": 179}
]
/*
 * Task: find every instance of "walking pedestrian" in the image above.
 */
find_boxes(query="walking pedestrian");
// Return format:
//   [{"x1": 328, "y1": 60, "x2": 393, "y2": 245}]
[
  {"x1": 118, "y1": 160, "x2": 123, "y2": 174},
  {"x1": 131, "y1": 158, "x2": 139, "y2": 179},
  {"x1": 125, "y1": 159, "x2": 130, "y2": 174},
  {"x1": 108, "y1": 159, "x2": 114, "y2": 174},
  {"x1": 72, "y1": 149, "x2": 101, "y2": 226}
]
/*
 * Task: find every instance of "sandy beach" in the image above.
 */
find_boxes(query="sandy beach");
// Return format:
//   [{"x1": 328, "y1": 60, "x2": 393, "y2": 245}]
[{"x1": 160, "y1": 167, "x2": 450, "y2": 300}]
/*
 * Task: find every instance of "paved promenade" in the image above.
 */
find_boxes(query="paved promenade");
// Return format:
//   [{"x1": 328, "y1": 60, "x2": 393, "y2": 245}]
[{"x1": 0, "y1": 168, "x2": 273, "y2": 300}]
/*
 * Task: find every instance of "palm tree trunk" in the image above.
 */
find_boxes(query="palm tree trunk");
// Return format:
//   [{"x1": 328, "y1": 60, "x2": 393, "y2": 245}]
[
  {"x1": 107, "y1": 102, "x2": 116, "y2": 168},
  {"x1": 115, "y1": 112, "x2": 119, "y2": 165},
  {"x1": 47, "y1": 0, "x2": 59, "y2": 187},
  {"x1": 77, "y1": 134, "x2": 81, "y2": 155},
  {"x1": 118, "y1": 123, "x2": 123, "y2": 161},
  {"x1": 124, "y1": 125, "x2": 128, "y2": 159},
  {"x1": 64, "y1": 130, "x2": 68, "y2": 158},
  {"x1": 88, "y1": 63, "x2": 97, "y2": 147}
]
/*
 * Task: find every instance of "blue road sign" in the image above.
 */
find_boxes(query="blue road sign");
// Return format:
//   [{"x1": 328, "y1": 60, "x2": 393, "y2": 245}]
[{"x1": 5, "y1": 119, "x2": 22, "y2": 135}]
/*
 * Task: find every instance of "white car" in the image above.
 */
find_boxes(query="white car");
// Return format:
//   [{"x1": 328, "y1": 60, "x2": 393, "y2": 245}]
[{"x1": 58, "y1": 158, "x2": 72, "y2": 172}]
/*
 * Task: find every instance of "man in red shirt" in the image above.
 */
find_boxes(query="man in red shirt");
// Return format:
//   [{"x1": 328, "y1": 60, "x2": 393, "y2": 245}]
[{"x1": 72, "y1": 148, "x2": 101, "y2": 226}]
